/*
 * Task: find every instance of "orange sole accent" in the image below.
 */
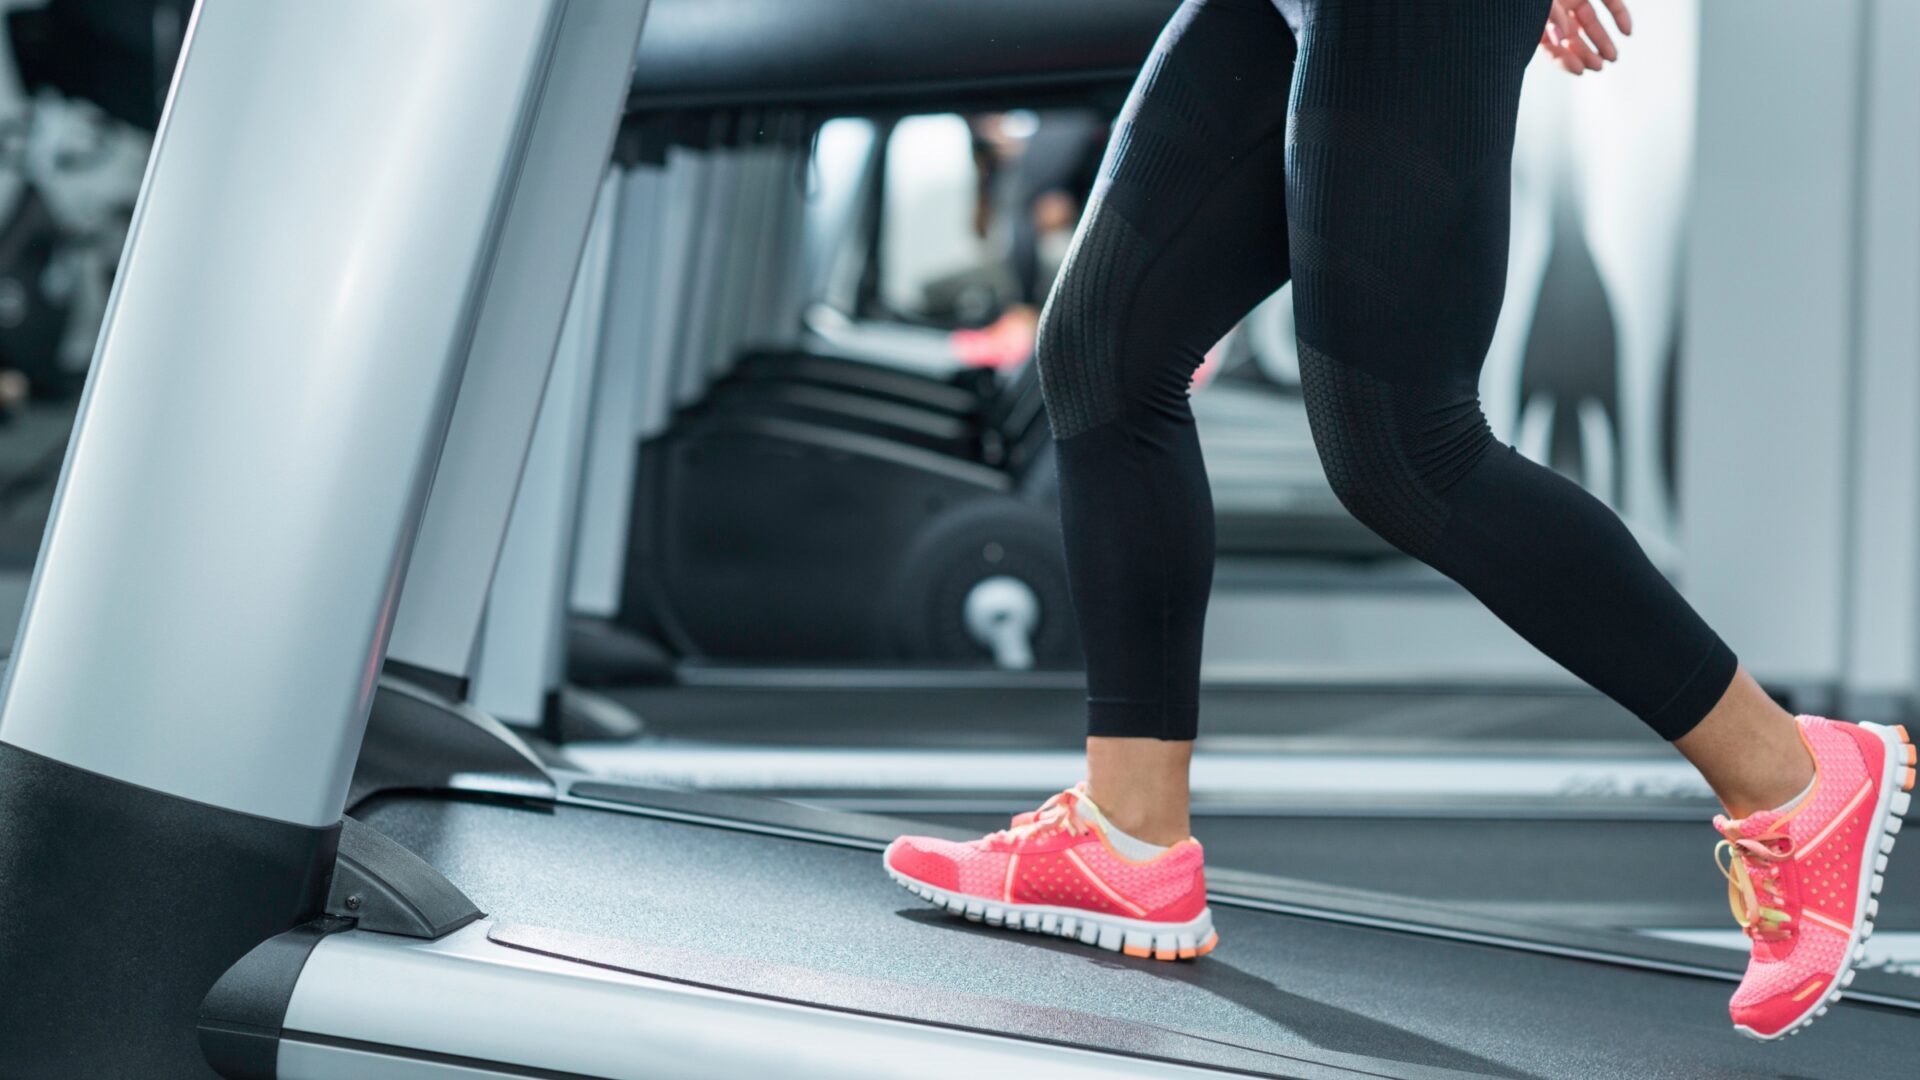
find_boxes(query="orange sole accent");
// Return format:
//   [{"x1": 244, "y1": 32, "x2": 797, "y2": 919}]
[
  {"x1": 1790, "y1": 977, "x2": 1828, "y2": 1003},
  {"x1": 1895, "y1": 724, "x2": 1912, "y2": 745},
  {"x1": 1122, "y1": 945, "x2": 1152, "y2": 958},
  {"x1": 1904, "y1": 744, "x2": 1917, "y2": 767},
  {"x1": 1176, "y1": 947, "x2": 1198, "y2": 959},
  {"x1": 1903, "y1": 767, "x2": 1915, "y2": 793},
  {"x1": 1153, "y1": 948, "x2": 1180, "y2": 960},
  {"x1": 1195, "y1": 932, "x2": 1219, "y2": 957}
]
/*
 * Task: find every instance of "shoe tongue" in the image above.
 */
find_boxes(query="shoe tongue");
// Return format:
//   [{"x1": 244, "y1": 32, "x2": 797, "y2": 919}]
[
  {"x1": 1717, "y1": 806, "x2": 1789, "y2": 843},
  {"x1": 1717, "y1": 810, "x2": 1798, "y2": 955},
  {"x1": 1752, "y1": 926, "x2": 1797, "y2": 961}
]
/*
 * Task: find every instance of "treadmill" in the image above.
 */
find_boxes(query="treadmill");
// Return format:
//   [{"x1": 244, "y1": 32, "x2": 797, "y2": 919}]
[{"x1": 1, "y1": 3, "x2": 1915, "y2": 1079}]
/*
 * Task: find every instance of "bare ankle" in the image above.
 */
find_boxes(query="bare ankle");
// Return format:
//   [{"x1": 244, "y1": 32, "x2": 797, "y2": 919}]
[
  {"x1": 1085, "y1": 735, "x2": 1195, "y2": 846},
  {"x1": 1722, "y1": 748, "x2": 1816, "y2": 819},
  {"x1": 1675, "y1": 667, "x2": 1817, "y2": 818}
]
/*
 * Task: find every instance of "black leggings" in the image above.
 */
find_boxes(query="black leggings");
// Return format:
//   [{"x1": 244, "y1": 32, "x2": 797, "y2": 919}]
[{"x1": 1037, "y1": 0, "x2": 1736, "y2": 743}]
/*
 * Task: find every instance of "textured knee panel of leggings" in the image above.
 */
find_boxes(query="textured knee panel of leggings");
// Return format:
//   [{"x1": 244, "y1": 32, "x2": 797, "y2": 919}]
[
  {"x1": 1038, "y1": 0, "x2": 1737, "y2": 743},
  {"x1": 1297, "y1": 344, "x2": 1494, "y2": 561},
  {"x1": 1036, "y1": 0, "x2": 1294, "y2": 442},
  {"x1": 1035, "y1": 0, "x2": 1297, "y2": 740},
  {"x1": 1036, "y1": 207, "x2": 1150, "y2": 440}
]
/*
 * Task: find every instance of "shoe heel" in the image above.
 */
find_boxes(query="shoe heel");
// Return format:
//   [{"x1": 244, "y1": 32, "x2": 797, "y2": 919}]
[
  {"x1": 1870, "y1": 722, "x2": 1917, "y2": 807},
  {"x1": 1897, "y1": 726, "x2": 1914, "y2": 793}
]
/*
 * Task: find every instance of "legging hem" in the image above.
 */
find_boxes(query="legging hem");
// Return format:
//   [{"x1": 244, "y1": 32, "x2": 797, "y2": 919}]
[
  {"x1": 1087, "y1": 699, "x2": 1200, "y2": 742},
  {"x1": 1643, "y1": 639, "x2": 1740, "y2": 742}
]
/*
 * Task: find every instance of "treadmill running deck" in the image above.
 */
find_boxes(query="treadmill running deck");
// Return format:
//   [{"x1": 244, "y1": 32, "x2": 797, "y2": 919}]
[{"x1": 356, "y1": 792, "x2": 1916, "y2": 1080}]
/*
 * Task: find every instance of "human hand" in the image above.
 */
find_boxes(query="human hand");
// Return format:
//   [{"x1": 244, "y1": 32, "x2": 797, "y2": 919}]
[{"x1": 1541, "y1": 0, "x2": 1632, "y2": 75}]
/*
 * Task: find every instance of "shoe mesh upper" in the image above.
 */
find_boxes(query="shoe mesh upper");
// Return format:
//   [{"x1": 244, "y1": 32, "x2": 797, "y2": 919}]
[
  {"x1": 888, "y1": 819, "x2": 1204, "y2": 921},
  {"x1": 1725, "y1": 717, "x2": 1883, "y2": 1017},
  {"x1": 1073, "y1": 840, "x2": 1205, "y2": 913}
]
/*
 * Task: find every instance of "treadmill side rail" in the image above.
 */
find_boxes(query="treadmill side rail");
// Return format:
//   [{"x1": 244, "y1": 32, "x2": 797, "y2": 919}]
[{"x1": 276, "y1": 920, "x2": 1229, "y2": 1080}]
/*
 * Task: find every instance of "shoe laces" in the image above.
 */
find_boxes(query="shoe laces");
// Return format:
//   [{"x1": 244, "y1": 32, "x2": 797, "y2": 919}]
[
  {"x1": 991, "y1": 787, "x2": 1089, "y2": 844},
  {"x1": 1714, "y1": 822, "x2": 1795, "y2": 941}
]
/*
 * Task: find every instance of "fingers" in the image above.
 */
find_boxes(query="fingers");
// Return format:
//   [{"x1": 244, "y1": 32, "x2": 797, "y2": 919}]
[
  {"x1": 1573, "y1": 0, "x2": 1618, "y2": 62},
  {"x1": 1548, "y1": 2, "x2": 1576, "y2": 47},
  {"x1": 1598, "y1": 0, "x2": 1633, "y2": 36},
  {"x1": 1558, "y1": 17, "x2": 1604, "y2": 71},
  {"x1": 1541, "y1": 6, "x2": 1580, "y2": 74},
  {"x1": 1543, "y1": 0, "x2": 1625, "y2": 76},
  {"x1": 1539, "y1": 32, "x2": 1585, "y2": 75}
]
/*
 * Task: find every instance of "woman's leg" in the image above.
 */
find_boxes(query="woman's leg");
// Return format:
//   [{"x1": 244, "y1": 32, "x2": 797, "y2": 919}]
[
  {"x1": 1279, "y1": 11, "x2": 1918, "y2": 1039},
  {"x1": 1282, "y1": 0, "x2": 1809, "y2": 811},
  {"x1": 1034, "y1": 0, "x2": 1298, "y2": 845},
  {"x1": 1673, "y1": 670, "x2": 1814, "y2": 818}
]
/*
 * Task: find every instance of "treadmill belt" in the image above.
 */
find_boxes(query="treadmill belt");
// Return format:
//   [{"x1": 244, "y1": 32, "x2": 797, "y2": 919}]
[{"x1": 358, "y1": 795, "x2": 1915, "y2": 1079}]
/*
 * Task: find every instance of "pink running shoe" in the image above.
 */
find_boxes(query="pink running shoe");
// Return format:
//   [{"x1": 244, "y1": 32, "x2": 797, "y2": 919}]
[
  {"x1": 1714, "y1": 717, "x2": 1915, "y2": 1040},
  {"x1": 883, "y1": 785, "x2": 1217, "y2": 960}
]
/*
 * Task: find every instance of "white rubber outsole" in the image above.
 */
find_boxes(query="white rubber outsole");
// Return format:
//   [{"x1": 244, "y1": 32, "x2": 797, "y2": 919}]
[
  {"x1": 885, "y1": 858, "x2": 1218, "y2": 961},
  {"x1": 1734, "y1": 720, "x2": 1914, "y2": 1042}
]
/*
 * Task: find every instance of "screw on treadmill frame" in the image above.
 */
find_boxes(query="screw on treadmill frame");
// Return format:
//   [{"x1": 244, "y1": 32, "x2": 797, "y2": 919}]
[{"x1": 345, "y1": 894, "x2": 362, "y2": 911}]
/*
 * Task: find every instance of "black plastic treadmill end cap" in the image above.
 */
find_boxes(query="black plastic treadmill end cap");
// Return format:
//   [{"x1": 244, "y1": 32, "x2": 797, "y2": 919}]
[{"x1": 198, "y1": 917, "x2": 351, "y2": 1080}]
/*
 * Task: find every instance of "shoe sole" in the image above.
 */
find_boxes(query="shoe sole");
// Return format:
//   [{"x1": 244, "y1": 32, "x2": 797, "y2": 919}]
[
  {"x1": 885, "y1": 861, "x2": 1218, "y2": 961},
  {"x1": 1735, "y1": 720, "x2": 1914, "y2": 1041}
]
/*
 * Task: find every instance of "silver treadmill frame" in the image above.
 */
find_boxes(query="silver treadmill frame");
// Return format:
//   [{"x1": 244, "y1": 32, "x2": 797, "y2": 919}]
[{"x1": 0, "y1": 2, "x2": 1215, "y2": 1076}]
